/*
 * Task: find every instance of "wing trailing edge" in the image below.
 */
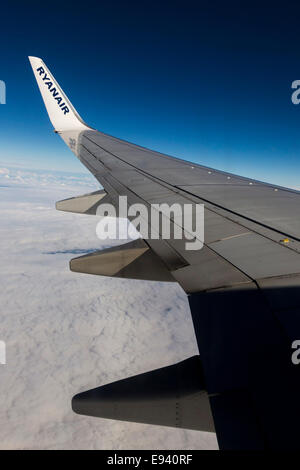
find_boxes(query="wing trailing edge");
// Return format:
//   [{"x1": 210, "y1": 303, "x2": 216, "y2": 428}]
[
  {"x1": 70, "y1": 239, "x2": 175, "y2": 282},
  {"x1": 72, "y1": 355, "x2": 215, "y2": 433},
  {"x1": 56, "y1": 190, "x2": 108, "y2": 215}
]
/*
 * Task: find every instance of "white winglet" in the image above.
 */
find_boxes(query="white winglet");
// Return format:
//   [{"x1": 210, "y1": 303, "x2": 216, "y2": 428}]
[{"x1": 28, "y1": 56, "x2": 92, "y2": 132}]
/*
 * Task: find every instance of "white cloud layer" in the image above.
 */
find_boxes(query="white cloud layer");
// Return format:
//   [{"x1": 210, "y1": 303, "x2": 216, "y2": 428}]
[{"x1": 0, "y1": 167, "x2": 218, "y2": 450}]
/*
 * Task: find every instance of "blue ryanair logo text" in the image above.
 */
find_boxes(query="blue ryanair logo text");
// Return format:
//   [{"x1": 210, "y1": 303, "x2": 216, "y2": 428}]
[{"x1": 36, "y1": 67, "x2": 69, "y2": 115}]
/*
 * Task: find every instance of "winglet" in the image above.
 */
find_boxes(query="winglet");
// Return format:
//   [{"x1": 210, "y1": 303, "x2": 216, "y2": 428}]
[{"x1": 28, "y1": 56, "x2": 92, "y2": 132}]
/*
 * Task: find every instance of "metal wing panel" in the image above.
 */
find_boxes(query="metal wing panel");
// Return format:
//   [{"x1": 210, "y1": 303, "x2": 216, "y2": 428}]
[
  {"x1": 76, "y1": 130, "x2": 300, "y2": 288},
  {"x1": 178, "y1": 184, "x2": 300, "y2": 240},
  {"x1": 80, "y1": 130, "x2": 300, "y2": 243}
]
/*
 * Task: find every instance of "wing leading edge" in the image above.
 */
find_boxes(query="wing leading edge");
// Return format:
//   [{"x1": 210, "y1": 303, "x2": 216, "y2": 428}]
[{"x1": 29, "y1": 57, "x2": 300, "y2": 449}]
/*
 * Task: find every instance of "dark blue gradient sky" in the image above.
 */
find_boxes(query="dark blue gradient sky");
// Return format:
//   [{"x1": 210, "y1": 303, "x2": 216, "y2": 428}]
[{"x1": 1, "y1": 1, "x2": 300, "y2": 188}]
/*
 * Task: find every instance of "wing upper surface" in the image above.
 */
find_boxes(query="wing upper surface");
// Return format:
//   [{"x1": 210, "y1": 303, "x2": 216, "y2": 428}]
[{"x1": 69, "y1": 129, "x2": 300, "y2": 293}]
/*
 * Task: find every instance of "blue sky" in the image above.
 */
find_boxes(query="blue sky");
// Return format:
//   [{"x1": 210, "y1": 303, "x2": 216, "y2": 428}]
[{"x1": 1, "y1": 1, "x2": 300, "y2": 188}]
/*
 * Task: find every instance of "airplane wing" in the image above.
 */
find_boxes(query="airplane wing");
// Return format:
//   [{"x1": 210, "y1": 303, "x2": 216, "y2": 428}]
[{"x1": 29, "y1": 56, "x2": 300, "y2": 450}]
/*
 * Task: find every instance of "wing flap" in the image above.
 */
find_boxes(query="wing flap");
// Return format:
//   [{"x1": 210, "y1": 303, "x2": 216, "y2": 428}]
[
  {"x1": 72, "y1": 355, "x2": 215, "y2": 433},
  {"x1": 70, "y1": 239, "x2": 175, "y2": 282},
  {"x1": 56, "y1": 189, "x2": 107, "y2": 215}
]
